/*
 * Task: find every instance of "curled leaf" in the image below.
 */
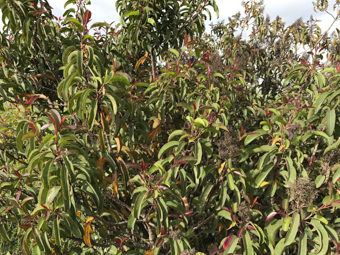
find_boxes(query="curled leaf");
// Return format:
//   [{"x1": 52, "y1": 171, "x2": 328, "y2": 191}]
[{"x1": 84, "y1": 217, "x2": 94, "y2": 248}]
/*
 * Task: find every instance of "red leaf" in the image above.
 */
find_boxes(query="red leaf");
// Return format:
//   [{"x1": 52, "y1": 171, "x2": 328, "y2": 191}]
[
  {"x1": 237, "y1": 226, "x2": 245, "y2": 237},
  {"x1": 266, "y1": 211, "x2": 278, "y2": 222},
  {"x1": 2, "y1": 205, "x2": 14, "y2": 215},
  {"x1": 251, "y1": 196, "x2": 259, "y2": 208},
  {"x1": 240, "y1": 123, "x2": 244, "y2": 134},
  {"x1": 27, "y1": 96, "x2": 39, "y2": 105},
  {"x1": 83, "y1": 10, "x2": 92, "y2": 25},
  {"x1": 28, "y1": 122, "x2": 36, "y2": 133},
  {"x1": 15, "y1": 191, "x2": 21, "y2": 202},
  {"x1": 13, "y1": 170, "x2": 22, "y2": 178},
  {"x1": 41, "y1": 123, "x2": 52, "y2": 131},
  {"x1": 183, "y1": 210, "x2": 193, "y2": 216},
  {"x1": 60, "y1": 117, "x2": 67, "y2": 127},
  {"x1": 233, "y1": 171, "x2": 244, "y2": 177},
  {"x1": 46, "y1": 113, "x2": 57, "y2": 132},
  {"x1": 41, "y1": 204, "x2": 49, "y2": 210},
  {"x1": 336, "y1": 62, "x2": 340, "y2": 72},
  {"x1": 247, "y1": 225, "x2": 255, "y2": 230},
  {"x1": 306, "y1": 123, "x2": 313, "y2": 131},
  {"x1": 223, "y1": 234, "x2": 233, "y2": 250}
]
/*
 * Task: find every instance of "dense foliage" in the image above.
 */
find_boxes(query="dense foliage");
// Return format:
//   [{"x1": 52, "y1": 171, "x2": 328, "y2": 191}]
[{"x1": 0, "y1": 0, "x2": 339, "y2": 254}]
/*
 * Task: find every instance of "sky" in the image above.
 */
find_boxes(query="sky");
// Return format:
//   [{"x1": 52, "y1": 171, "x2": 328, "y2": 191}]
[
  {"x1": 0, "y1": 0, "x2": 338, "y2": 33},
  {"x1": 49, "y1": 0, "x2": 339, "y2": 32}
]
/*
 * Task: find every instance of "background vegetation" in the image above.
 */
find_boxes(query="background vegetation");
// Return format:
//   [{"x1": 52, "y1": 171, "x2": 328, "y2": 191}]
[{"x1": 0, "y1": 0, "x2": 339, "y2": 254}]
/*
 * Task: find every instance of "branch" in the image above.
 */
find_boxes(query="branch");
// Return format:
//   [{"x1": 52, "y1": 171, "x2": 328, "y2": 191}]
[
  {"x1": 193, "y1": 214, "x2": 214, "y2": 231},
  {"x1": 66, "y1": 236, "x2": 111, "y2": 248}
]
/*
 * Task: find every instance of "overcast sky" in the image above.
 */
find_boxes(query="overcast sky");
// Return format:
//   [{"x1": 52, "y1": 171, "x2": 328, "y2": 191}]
[
  {"x1": 0, "y1": 0, "x2": 339, "y2": 32},
  {"x1": 50, "y1": 0, "x2": 338, "y2": 31}
]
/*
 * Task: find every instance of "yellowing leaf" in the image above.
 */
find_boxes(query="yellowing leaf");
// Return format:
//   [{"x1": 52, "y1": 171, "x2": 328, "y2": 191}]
[
  {"x1": 147, "y1": 212, "x2": 156, "y2": 221},
  {"x1": 152, "y1": 117, "x2": 161, "y2": 129},
  {"x1": 76, "y1": 211, "x2": 84, "y2": 224},
  {"x1": 272, "y1": 137, "x2": 282, "y2": 145},
  {"x1": 115, "y1": 137, "x2": 121, "y2": 153},
  {"x1": 278, "y1": 144, "x2": 285, "y2": 151},
  {"x1": 147, "y1": 126, "x2": 161, "y2": 144},
  {"x1": 112, "y1": 171, "x2": 118, "y2": 195},
  {"x1": 83, "y1": 217, "x2": 94, "y2": 248},
  {"x1": 97, "y1": 157, "x2": 108, "y2": 176},
  {"x1": 86, "y1": 216, "x2": 94, "y2": 224},
  {"x1": 121, "y1": 146, "x2": 135, "y2": 162},
  {"x1": 259, "y1": 181, "x2": 270, "y2": 188},
  {"x1": 218, "y1": 161, "x2": 226, "y2": 174},
  {"x1": 227, "y1": 221, "x2": 236, "y2": 230},
  {"x1": 135, "y1": 51, "x2": 148, "y2": 73},
  {"x1": 144, "y1": 250, "x2": 154, "y2": 255}
]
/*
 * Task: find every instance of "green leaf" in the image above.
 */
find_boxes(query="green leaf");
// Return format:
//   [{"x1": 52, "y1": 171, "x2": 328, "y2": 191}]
[
  {"x1": 217, "y1": 210, "x2": 232, "y2": 221},
  {"x1": 105, "y1": 94, "x2": 118, "y2": 115},
  {"x1": 168, "y1": 130, "x2": 188, "y2": 141},
  {"x1": 45, "y1": 186, "x2": 61, "y2": 204},
  {"x1": 313, "y1": 215, "x2": 328, "y2": 225},
  {"x1": 227, "y1": 173, "x2": 235, "y2": 191},
  {"x1": 111, "y1": 73, "x2": 130, "y2": 86},
  {"x1": 315, "y1": 175, "x2": 325, "y2": 188},
  {"x1": 222, "y1": 235, "x2": 239, "y2": 254},
  {"x1": 326, "y1": 109, "x2": 335, "y2": 136},
  {"x1": 298, "y1": 232, "x2": 307, "y2": 255},
  {"x1": 170, "y1": 238, "x2": 179, "y2": 255},
  {"x1": 65, "y1": 17, "x2": 83, "y2": 31},
  {"x1": 33, "y1": 228, "x2": 45, "y2": 252},
  {"x1": 313, "y1": 131, "x2": 331, "y2": 143},
  {"x1": 286, "y1": 156, "x2": 296, "y2": 184},
  {"x1": 64, "y1": 214, "x2": 82, "y2": 238},
  {"x1": 199, "y1": 183, "x2": 213, "y2": 210},
  {"x1": 169, "y1": 48, "x2": 180, "y2": 58},
  {"x1": 147, "y1": 18, "x2": 155, "y2": 26},
  {"x1": 193, "y1": 117, "x2": 209, "y2": 128},
  {"x1": 124, "y1": 10, "x2": 140, "y2": 18},
  {"x1": 274, "y1": 238, "x2": 286, "y2": 255},
  {"x1": 282, "y1": 216, "x2": 292, "y2": 232},
  {"x1": 158, "y1": 141, "x2": 179, "y2": 159},
  {"x1": 213, "y1": 72, "x2": 225, "y2": 79},
  {"x1": 60, "y1": 165, "x2": 71, "y2": 211},
  {"x1": 244, "y1": 230, "x2": 254, "y2": 255},
  {"x1": 62, "y1": 46, "x2": 76, "y2": 65},
  {"x1": 87, "y1": 100, "x2": 97, "y2": 130},
  {"x1": 253, "y1": 145, "x2": 276, "y2": 153},
  {"x1": 310, "y1": 219, "x2": 329, "y2": 255},
  {"x1": 324, "y1": 225, "x2": 339, "y2": 243},
  {"x1": 313, "y1": 92, "x2": 330, "y2": 115},
  {"x1": 77, "y1": 50, "x2": 83, "y2": 76},
  {"x1": 195, "y1": 141, "x2": 202, "y2": 165},
  {"x1": 284, "y1": 212, "x2": 300, "y2": 246},
  {"x1": 255, "y1": 163, "x2": 274, "y2": 188},
  {"x1": 332, "y1": 165, "x2": 340, "y2": 184},
  {"x1": 133, "y1": 191, "x2": 148, "y2": 219},
  {"x1": 324, "y1": 138, "x2": 340, "y2": 155},
  {"x1": 0, "y1": 224, "x2": 10, "y2": 242},
  {"x1": 90, "y1": 22, "x2": 110, "y2": 29},
  {"x1": 244, "y1": 130, "x2": 267, "y2": 145},
  {"x1": 266, "y1": 219, "x2": 282, "y2": 245},
  {"x1": 53, "y1": 218, "x2": 61, "y2": 246}
]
